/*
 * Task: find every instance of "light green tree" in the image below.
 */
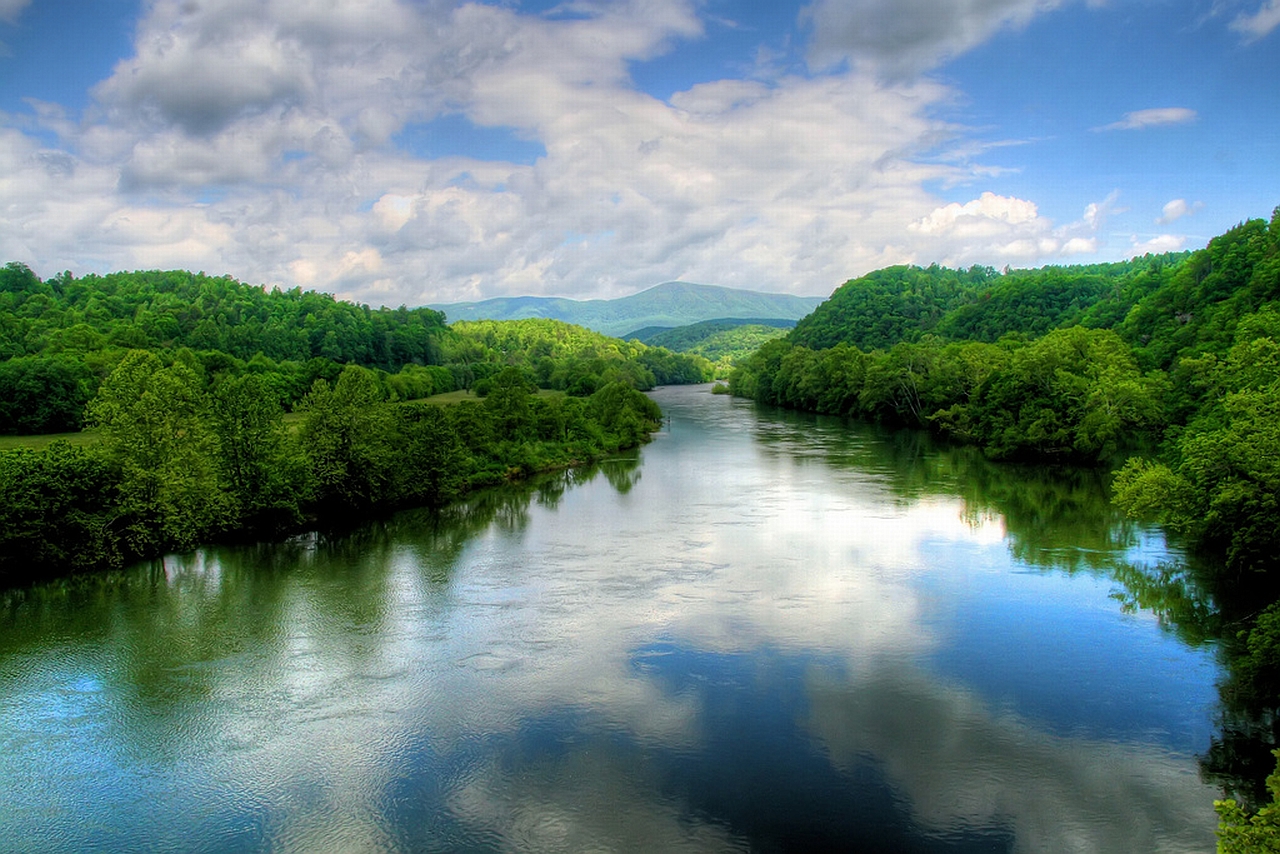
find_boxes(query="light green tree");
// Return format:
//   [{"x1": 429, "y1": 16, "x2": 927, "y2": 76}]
[
  {"x1": 1218, "y1": 751, "x2": 1280, "y2": 853},
  {"x1": 86, "y1": 349, "x2": 233, "y2": 552}
]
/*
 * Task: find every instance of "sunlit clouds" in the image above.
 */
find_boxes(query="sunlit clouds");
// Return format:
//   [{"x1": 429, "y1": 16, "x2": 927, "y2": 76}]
[{"x1": 0, "y1": 0, "x2": 1275, "y2": 305}]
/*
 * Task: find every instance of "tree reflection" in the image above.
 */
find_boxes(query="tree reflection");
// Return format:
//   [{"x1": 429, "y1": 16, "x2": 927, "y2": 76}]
[
  {"x1": 746, "y1": 401, "x2": 1280, "y2": 809},
  {"x1": 0, "y1": 453, "x2": 644, "y2": 722}
]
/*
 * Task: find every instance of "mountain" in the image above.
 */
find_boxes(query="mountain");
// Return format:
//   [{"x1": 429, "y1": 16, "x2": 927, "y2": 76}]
[{"x1": 430, "y1": 281, "x2": 826, "y2": 338}]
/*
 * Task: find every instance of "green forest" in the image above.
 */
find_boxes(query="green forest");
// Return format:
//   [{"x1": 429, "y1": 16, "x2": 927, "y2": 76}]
[
  {"x1": 632, "y1": 318, "x2": 795, "y2": 375},
  {"x1": 731, "y1": 210, "x2": 1280, "y2": 578},
  {"x1": 0, "y1": 264, "x2": 708, "y2": 586}
]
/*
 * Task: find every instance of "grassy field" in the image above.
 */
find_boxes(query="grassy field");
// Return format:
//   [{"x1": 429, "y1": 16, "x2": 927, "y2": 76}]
[
  {"x1": 0, "y1": 431, "x2": 99, "y2": 451},
  {"x1": 416, "y1": 389, "x2": 566, "y2": 405}
]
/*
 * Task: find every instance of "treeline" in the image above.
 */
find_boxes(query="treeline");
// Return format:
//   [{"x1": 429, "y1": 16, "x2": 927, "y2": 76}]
[
  {"x1": 0, "y1": 265, "x2": 710, "y2": 434},
  {"x1": 0, "y1": 263, "x2": 710, "y2": 585},
  {"x1": 639, "y1": 319, "x2": 794, "y2": 376},
  {"x1": 447, "y1": 318, "x2": 712, "y2": 393},
  {"x1": 731, "y1": 208, "x2": 1280, "y2": 576},
  {"x1": 0, "y1": 350, "x2": 662, "y2": 587}
]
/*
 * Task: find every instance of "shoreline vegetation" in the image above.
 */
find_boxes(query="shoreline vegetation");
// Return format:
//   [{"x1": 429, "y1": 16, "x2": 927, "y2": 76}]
[
  {"x1": 729, "y1": 209, "x2": 1280, "y2": 583},
  {"x1": 0, "y1": 355, "x2": 666, "y2": 589},
  {"x1": 0, "y1": 263, "x2": 710, "y2": 587}
]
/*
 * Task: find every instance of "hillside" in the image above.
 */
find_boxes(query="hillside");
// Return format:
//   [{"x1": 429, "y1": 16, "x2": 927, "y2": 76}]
[
  {"x1": 625, "y1": 317, "x2": 797, "y2": 345},
  {"x1": 431, "y1": 282, "x2": 826, "y2": 338},
  {"x1": 0, "y1": 263, "x2": 711, "y2": 434}
]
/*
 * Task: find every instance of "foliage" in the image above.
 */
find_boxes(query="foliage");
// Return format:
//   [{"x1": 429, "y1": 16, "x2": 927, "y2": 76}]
[
  {"x1": 449, "y1": 317, "x2": 712, "y2": 393},
  {"x1": 1217, "y1": 750, "x2": 1280, "y2": 853},
  {"x1": 942, "y1": 327, "x2": 1169, "y2": 461},
  {"x1": 733, "y1": 207, "x2": 1280, "y2": 564},
  {"x1": 1113, "y1": 312, "x2": 1280, "y2": 573},
  {"x1": 0, "y1": 355, "x2": 97, "y2": 433},
  {"x1": 299, "y1": 365, "x2": 398, "y2": 510},
  {"x1": 0, "y1": 442, "x2": 120, "y2": 583},
  {"x1": 635, "y1": 318, "x2": 795, "y2": 375},
  {"x1": 0, "y1": 349, "x2": 667, "y2": 584},
  {"x1": 788, "y1": 264, "x2": 996, "y2": 351},
  {"x1": 0, "y1": 265, "x2": 448, "y2": 368},
  {"x1": 732, "y1": 329, "x2": 1167, "y2": 462},
  {"x1": 86, "y1": 350, "x2": 235, "y2": 553},
  {"x1": 211, "y1": 372, "x2": 309, "y2": 528}
]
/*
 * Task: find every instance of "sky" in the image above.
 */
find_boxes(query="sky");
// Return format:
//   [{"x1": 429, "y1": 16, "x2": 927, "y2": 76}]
[{"x1": 0, "y1": 0, "x2": 1277, "y2": 307}]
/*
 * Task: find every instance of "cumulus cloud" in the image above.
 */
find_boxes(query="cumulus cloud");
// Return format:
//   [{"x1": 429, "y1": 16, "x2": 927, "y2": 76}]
[
  {"x1": 1232, "y1": 0, "x2": 1280, "y2": 40},
  {"x1": 906, "y1": 190, "x2": 1118, "y2": 267},
  {"x1": 801, "y1": 0, "x2": 1065, "y2": 77},
  {"x1": 1131, "y1": 233, "x2": 1186, "y2": 255},
  {"x1": 0, "y1": 0, "x2": 29, "y2": 24},
  {"x1": 1094, "y1": 107, "x2": 1197, "y2": 131},
  {"x1": 0, "y1": 0, "x2": 1137, "y2": 305},
  {"x1": 1156, "y1": 198, "x2": 1202, "y2": 224}
]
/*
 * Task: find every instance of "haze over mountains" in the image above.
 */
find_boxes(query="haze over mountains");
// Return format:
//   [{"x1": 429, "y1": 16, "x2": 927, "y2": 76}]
[{"x1": 430, "y1": 282, "x2": 827, "y2": 339}]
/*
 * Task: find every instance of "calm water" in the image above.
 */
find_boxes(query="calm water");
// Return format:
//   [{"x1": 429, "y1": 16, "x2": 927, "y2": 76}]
[{"x1": 0, "y1": 385, "x2": 1224, "y2": 853}]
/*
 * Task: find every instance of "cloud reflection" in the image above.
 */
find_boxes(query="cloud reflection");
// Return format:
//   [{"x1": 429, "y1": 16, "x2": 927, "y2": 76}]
[{"x1": 0, "y1": 389, "x2": 1221, "y2": 853}]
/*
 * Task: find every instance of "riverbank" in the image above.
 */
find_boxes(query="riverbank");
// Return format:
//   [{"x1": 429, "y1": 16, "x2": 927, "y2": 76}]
[{"x1": 0, "y1": 365, "x2": 664, "y2": 590}]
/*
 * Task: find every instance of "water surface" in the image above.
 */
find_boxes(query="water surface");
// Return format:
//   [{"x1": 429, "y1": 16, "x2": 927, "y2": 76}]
[{"x1": 0, "y1": 385, "x2": 1222, "y2": 852}]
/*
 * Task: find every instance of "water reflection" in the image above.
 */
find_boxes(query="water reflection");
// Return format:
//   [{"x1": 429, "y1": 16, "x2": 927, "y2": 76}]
[{"x1": 0, "y1": 386, "x2": 1225, "y2": 852}]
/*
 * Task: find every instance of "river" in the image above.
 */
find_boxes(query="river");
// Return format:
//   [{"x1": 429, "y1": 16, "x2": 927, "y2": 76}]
[{"x1": 0, "y1": 384, "x2": 1225, "y2": 853}]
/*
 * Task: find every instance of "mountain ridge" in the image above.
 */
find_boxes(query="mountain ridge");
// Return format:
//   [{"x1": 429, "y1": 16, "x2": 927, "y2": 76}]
[{"x1": 430, "y1": 281, "x2": 826, "y2": 338}]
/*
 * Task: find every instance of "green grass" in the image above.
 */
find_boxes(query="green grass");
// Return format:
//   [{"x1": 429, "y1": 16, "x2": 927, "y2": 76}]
[
  {"x1": 0, "y1": 431, "x2": 99, "y2": 451},
  {"x1": 414, "y1": 389, "x2": 567, "y2": 405}
]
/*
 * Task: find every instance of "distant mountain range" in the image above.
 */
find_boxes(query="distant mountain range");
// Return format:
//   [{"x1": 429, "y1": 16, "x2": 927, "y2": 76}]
[{"x1": 430, "y1": 281, "x2": 827, "y2": 339}]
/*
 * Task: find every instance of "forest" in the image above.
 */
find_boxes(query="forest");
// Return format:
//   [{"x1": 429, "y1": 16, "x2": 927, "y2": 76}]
[
  {"x1": 0, "y1": 264, "x2": 707, "y2": 586},
  {"x1": 731, "y1": 210, "x2": 1280, "y2": 578},
  {"x1": 631, "y1": 318, "x2": 795, "y2": 376}
]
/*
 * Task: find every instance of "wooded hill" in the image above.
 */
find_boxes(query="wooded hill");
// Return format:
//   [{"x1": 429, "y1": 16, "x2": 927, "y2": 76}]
[
  {"x1": 0, "y1": 265, "x2": 712, "y2": 435},
  {"x1": 430, "y1": 281, "x2": 825, "y2": 338},
  {"x1": 0, "y1": 265, "x2": 713, "y2": 584},
  {"x1": 627, "y1": 318, "x2": 797, "y2": 376},
  {"x1": 731, "y1": 209, "x2": 1280, "y2": 579}
]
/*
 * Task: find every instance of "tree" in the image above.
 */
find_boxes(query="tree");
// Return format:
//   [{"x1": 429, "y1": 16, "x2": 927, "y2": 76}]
[
  {"x1": 86, "y1": 350, "x2": 233, "y2": 552},
  {"x1": 1218, "y1": 751, "x2": 1280, "y2": 853},
  {"x1": 483, "y1": 366, "x2": 538, "y2": 441},
  {"x1": 394, "y1": 403, "x2": 466, "y2": 505},
  {"x1": 0, "y1": 442, "x2": 120, "y2": 581},
  {"x1": 298, "y1": 364, "x2": 395, "y2": 509},
  {"x1": 1113, "y1": 314, "x2": 1280, "y2": 572},
  {"x1": 0, "y1": 355, "x2": 97, "y2": 434},
  {"x1": 210, "y1": 373, "x2": 308, "y2": 528}
]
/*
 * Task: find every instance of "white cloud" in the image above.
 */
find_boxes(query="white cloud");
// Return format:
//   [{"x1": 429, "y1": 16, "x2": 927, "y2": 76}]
[
  {"x1": 906, "y1": 190, "x2": 1118, "y2": 267},
  {"x1": 0, "y1": 0, "x2": 29, "y2": 24},
  {"x1": 1082, "y1": 189, "x2": 1123, "y2": 230},
  {"x1": 1094, "y1": 107, "x2": 1197, "y2": 131},
  {"x1": 0, "y1": 0, "x2": 1152, "y2": 306},
  {"x1": 910, "y1": 192, "x2": 1041, "y2": 234},
  {"x1": 1130, "y1": 233, "x2": 1186, "y2": 255},
  {"x1": 1156, "y1": 198, "x2": 1202, "y2": 224},
  {"x1": 1232, "y1": 0, "x2": 1280, "y2": 40},
  {"x1": 801, "y1": 0, "x2": 1065, "y2": 77}
]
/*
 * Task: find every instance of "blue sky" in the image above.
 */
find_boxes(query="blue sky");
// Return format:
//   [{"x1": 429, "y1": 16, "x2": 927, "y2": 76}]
[{"x1": 0, "y1": 0, "x2": 1277, "y2": 305}]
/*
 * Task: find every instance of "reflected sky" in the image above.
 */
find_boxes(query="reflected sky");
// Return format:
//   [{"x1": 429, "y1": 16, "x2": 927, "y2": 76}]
[{"x1": 0, "y1": 386, "x2": 1221, "y2": 853}]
